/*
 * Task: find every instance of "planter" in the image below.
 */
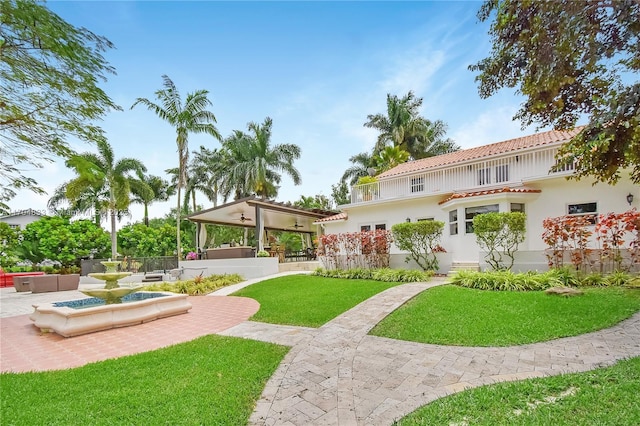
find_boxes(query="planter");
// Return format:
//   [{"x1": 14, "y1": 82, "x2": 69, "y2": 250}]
[
  {"x1": 30, "y1": 275, "x2": 59, "y2": 293},
  {"x1": 57, "y1": 274, "x2": 80, "y2": 291}
]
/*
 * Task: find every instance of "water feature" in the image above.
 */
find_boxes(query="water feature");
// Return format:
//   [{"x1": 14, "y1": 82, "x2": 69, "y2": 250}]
[
  {"x1": 30, "y1": 259, "x2": 192, "y2": 337},
  {"x1": 84, "y1": 260, "x2": 143, "y2": 304}
]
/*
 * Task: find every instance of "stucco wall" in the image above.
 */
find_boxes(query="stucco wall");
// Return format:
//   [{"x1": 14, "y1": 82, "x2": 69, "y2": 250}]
[{"x1": 323, "y1": 174, "x2": 638, "y2": 267}]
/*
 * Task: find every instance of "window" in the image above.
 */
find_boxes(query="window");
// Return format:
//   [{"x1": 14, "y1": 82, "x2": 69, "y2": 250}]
[
  {"x1": 478, "y1": 168, "x2": 491, "y2": 185},
  {"x1": 361, "y1": 223, "x2": 386, "y2": 232},
  {"x1": 465, "y1": 204, "x2": 499, "y2": 233},
  {"x1": 510, "y1": 203, "x2": 525, "y2": 213},
  {"x1": 417, "y1": 217, "x2": 434, "y2": 221},
  {"x1": 449, "y1": 209, "x2": 458, "y2": 235},
  {"x1": 410, "y1": 176, "x2": 425, "y2": 193},
  {"x1": 496, "y1": 164, "x2": 509, "y2": 183},
  {"x1": 568, "y1": 202, "x2": 597, "y2": 224}
]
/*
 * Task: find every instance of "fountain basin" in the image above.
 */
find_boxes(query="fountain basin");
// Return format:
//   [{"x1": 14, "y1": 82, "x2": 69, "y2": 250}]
[{"x1": 30, "y1": 292, "x2": 192, "y2": 337}]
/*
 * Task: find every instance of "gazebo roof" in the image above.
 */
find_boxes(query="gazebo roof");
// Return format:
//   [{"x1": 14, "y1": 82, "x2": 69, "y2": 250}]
[{"x1": 186, "y1": 196, "x2": 337, "y2": 233}]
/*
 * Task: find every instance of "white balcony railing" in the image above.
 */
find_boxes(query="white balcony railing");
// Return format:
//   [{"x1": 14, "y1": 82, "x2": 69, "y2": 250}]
[{"x1": 349, "y1": 146, "x2": 573, "y2": 204}]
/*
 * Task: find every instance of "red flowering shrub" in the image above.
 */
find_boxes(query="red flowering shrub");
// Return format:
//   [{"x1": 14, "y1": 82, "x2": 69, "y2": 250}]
[{"x1": 318, "y1": 230, "x2": 392, "y2": 270}]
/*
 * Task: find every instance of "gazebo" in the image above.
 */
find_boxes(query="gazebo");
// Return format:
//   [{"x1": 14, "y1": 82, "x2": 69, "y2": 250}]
[{"x1": 186, "y1": 196, "x2": 336, "y2": 256}]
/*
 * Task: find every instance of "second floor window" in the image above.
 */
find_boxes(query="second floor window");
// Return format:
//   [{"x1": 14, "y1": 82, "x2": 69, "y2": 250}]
[{"x1": 410, "y1": 176, "x2": 425, "y2": 193}]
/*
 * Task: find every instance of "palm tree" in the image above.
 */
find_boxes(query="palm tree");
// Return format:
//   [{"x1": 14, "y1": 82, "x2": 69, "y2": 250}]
[
  {"x1": 63, "y1": 139, "x2": 146, "y2": 259},
  {"x1": 341, "y1": 151, "x2": 375, "y2": 186},
  {"x1": 219, "y1": 117, "x2": 301, "y2": 201},
  {"x1": 48, "y1": 182, "x2": 106, "y2": 226},
  {"x1": 374, "y1": 146, "x2": 410, "y2": 173},
  {"x1": 364, "y1": 91, "x2": 459, "y2": 160},
  {"x1": 186, "y1": 146, "x2": 224, "y2": 209},
  {"x1": 132, "y1": 75, "x2": 221, "y2": 258},
  {"x1": 130, "y1": 173, "x2": 174, "y2": 226}
]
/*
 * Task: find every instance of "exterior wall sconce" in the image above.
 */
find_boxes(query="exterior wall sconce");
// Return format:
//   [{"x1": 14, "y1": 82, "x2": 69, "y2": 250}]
[
  {"x1": 627, "y1": 193, "x2": 634, "y2": 206},
  {"x1": 406, "y1": 217, "x2": 411, "y2": 223}
]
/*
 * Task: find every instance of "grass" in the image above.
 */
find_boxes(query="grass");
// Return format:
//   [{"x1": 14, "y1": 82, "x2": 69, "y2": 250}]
[
  {"x1": 370, "y1": 285, "x2": 640, "y2": 346},
  {"x1": 397, "y1": 357, "x2": 640, "y2": 425},
  {"x1": 231, "y1": 274, "x2": 403, "y2": 327},
  {"x1": 1, "y1": 335, "x2": 287, "y2": 425}
]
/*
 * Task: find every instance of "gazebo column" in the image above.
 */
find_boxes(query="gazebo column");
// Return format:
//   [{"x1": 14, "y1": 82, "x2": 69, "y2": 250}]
[{"x1": 255, "y1": 205, "x2": 264, "y2": 252}]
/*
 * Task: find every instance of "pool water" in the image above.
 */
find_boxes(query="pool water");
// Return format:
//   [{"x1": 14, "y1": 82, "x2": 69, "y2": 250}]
[{"x1": 53, "y1": 292, "x2": 168, "y2": 309}]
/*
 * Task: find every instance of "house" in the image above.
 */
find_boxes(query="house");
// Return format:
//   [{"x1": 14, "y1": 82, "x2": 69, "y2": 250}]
[
  {"x1": 0, "y1": 209, "x2": 45, "y2": 230},
  {"x1": 318, "y1": 128, "x2": 638, "y2": 273}
]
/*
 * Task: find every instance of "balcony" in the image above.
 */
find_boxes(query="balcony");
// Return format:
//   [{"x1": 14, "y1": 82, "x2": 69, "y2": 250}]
[{"x1": 349, "y1": 146, "x2": 574, "y2": 205}]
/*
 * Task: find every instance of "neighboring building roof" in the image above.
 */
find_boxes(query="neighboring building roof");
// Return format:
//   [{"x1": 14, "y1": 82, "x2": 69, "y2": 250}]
[
  {"x1": 0, "y1": 208, "x2": 45, "y2": 220},
  {"x1": 378, "y1": 127, "x2": 583, "y2": 179},
  {"x1": 438, "y1": 187, "x2": 542, "y2": 205},
  {"x1": 314, "y1": 212, "x2": 348, "y2": 223}
]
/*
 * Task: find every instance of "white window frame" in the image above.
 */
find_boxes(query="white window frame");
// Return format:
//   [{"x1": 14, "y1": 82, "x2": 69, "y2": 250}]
[
  {"x1": 567, "y1": 202, "x2": 597, "y2": 224},
  {"x1": 410, "y1": 176, "x2": 425, "y2": 193},
  {"x1": 449, "y1": 209, "x2": 458, "y2": 235},
  {"x1": 465, "y1": 204, "x2": 499, "y2": 234}
]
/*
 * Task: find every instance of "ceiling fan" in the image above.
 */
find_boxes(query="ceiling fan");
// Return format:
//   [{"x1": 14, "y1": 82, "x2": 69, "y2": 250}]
[{"x1": 237, "y1": 213, "x2": 252, "y2": 223}]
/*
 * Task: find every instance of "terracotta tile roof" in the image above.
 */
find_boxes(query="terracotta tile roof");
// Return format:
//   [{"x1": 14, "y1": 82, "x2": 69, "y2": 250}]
[
  {"x1": 438, "y1": 187, "x2": 542, "y2": 205},
  {"x1": 314, "y1": 212, "x2": 348, "y2": 223},
  {"x1": 378, "y1": 127, "x2": 583, "y2": 179}
]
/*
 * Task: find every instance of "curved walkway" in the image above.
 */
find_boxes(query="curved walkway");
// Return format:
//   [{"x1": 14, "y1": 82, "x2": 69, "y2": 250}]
[{"x1": 221, "y1": 279, "x2": 640, "y2": 425}]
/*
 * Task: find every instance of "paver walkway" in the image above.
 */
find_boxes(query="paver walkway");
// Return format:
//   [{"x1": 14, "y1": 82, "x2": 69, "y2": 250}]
[{"x1": 221, "y1": 279, "x2": 640, "y2": 425}]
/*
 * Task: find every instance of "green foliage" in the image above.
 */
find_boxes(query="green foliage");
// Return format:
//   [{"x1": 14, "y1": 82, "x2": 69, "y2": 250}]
[
  {"x1": 364, "y1": 91, "x2": 459, "y2": 160},
  {"x1": 0, "y1": 222, "x2": 20, "y2": 267},
  {"x1": 471, "y1": 0, "x2": 640, "y2": 184},
  {"x1": 293, "y1": 194, "x2": 333, "y2": 211},
  {"x1": 391, "y1": 220, "x2": 445, "y2": 271},
  {"x1": 356, "y1": 175, "x2": 378, "y2": 185},
  {"x1": 331, "y1": 181, "x2": 350, "y2": 206},
  {"x1": 142, "y1": 273, "x2": 243, "y2": 295},
  {"x1": 20, "y1": 217, "x2": 110, "y2": 266},
  {"x1": 605, "y1": 270, "x2": 633, "y2": 287},
  {"x1": 0, "y1": 0, "x2": 119, "y2": 212},
  {"x1": 256, "y1": 250, "x2": 270, "y2": 257},
  {"x1": 473, "y1": 212, "x2": 526, "y2": 270},
  {"x1": 371, "y1": 285, "x2": 640, "y2": 347},
  {"x1": 313, "y1": 267, "x2": 433, "y2": 283},
  {"x1": 1, "y1": 336, "x2": 287, "y2": 425},
  {"x1": 216, "y1": 117, "x2": 301, "y2": 201},
  {"x1": 117, "y1": 223, "x2": 191, "y2": 257}
]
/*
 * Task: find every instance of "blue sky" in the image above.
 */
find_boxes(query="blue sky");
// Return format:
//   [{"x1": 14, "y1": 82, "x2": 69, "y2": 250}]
[{"x1": 11, "y1": 0, "x2": 542, "y2": 225}]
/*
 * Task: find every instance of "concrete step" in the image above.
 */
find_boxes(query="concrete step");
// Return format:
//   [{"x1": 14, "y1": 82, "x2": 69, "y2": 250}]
[{"x1": 449, "y1": 262, "x2": 480, "y2": 274}]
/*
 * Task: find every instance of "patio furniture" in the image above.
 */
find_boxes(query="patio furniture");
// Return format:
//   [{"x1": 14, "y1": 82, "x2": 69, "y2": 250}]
[
  {"x1": 206, "y1": 246, "x2": 255, "y2": 259},
  {"x1": 30, "y1": 275, "x2": 59, "y2": 293}
]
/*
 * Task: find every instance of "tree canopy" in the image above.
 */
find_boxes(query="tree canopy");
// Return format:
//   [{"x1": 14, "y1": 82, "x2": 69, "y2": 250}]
[
  {"x1": 471, "y1": 0, "x2": 640, "y2": 184},
  {"x1": 0, "y1": 0, "x2": 119, "y2": 212}
]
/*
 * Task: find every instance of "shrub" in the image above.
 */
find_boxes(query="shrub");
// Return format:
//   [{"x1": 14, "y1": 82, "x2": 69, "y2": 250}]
[
  {"x1": 391, "y1": 220, "x2": 446, "y2": 271},
  {"x1": 473, "y1": 212, "x2": 526, "y2": 270},
  {"x1": 313, "y1": 267, "x2": 432, "y2": 283},
  {"x1": 143, "y1": 273, "x2": 243, "y2": 295},
  {"x1": 450, "y1": 270, "x2": 551, "y2": 291},
  {"x1": 256, "y1": 250, "x2": 270, "y2": 257},
  {"x1": 605, "y1": 270, "x2": 632, "y2": 287}
]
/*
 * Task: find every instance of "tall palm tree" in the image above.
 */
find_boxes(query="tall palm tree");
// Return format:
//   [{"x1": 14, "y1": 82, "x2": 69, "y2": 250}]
[
  {"x1": 341, "y1": 151, "x2": 375, "y2": 186},
  {"x1": 364, "y1": 91, "x2": 460, "y2": 160},
  {"x1": 219, "y1": 117, "x2": 301, "y2": 201},
  {"x1": 132, "y1": 75, "x2": 221, "y2": 258},
  {"x1": 130, "y1": 173, "x2": 174, "y2": 226},
  {"x1": 48, "y1": 181, "x2": 106, "y2": 226},
  {"x1": 63, "y1": 139, "x2": 146, "y2": 259}
]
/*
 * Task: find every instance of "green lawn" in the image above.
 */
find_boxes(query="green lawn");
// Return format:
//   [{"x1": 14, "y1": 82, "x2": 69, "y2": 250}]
[
  {"x1": 1, "y1": 335, "x2": 287, "y2": 425},
  {"x1": 397, "y1": 357, "x2": 640, "y2": 425},
  {"x1": 370, "y1": 285, "x2": 640, "y2": 346},
  {"x1": 231, "y1": 274, "x2": 402, "y2": 327}
]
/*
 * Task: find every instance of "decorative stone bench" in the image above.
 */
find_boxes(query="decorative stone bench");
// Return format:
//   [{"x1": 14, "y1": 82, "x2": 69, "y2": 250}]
[{"x1": 28, "y1": 274, "x2": 80, "y2": 293}]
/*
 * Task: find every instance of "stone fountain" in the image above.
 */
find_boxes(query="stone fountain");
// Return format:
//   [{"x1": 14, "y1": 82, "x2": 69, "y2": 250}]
[
  {"x1": 83, "y1": 259, "x2": 143, "y2": 304},
  {"x1": 30, "y1": 260, "x2": 192, "y2": 337}
]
